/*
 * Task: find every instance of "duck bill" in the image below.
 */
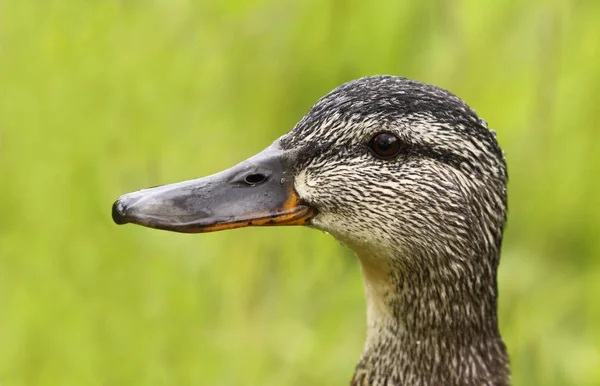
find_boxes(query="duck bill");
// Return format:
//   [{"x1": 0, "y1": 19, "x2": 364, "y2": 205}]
[{"x1": 111, "y1": 144, "x2": 315, "y2": 233}]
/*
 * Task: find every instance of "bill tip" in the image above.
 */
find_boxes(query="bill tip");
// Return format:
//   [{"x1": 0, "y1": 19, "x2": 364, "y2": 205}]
[{"x1": 112, "y1": 200, "x2": 129, "y2": 225}]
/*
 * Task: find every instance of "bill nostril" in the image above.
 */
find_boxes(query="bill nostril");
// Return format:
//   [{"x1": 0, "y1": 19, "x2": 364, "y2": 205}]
[{"x1": 244, "y1": 173, "x2": 268, "y2": 185}]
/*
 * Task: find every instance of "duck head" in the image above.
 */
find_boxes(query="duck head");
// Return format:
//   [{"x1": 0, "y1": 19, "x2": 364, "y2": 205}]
[
  {"x1": 113, "y1": 75, "x2": 506, "y2": 269},
  {"x1": 112, "y1": 75, "x2": 509, "y2": 385}
]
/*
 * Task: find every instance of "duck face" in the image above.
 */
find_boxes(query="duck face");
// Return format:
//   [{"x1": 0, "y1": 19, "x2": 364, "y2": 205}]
[
  {"x1": 113, "y1": 76, "x2": 507, "y2": 266},
  {"x1": 280, "y1": 78, "x2": 508, "y2": 265}
]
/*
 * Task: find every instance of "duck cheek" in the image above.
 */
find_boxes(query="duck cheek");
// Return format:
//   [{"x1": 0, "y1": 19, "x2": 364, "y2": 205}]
[{"x1": 292, "y1": 169, "x2": 319, "y2": 202}]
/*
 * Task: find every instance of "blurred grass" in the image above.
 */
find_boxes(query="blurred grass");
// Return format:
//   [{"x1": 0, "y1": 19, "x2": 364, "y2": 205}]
[{"x1": 0, "y1": 0, "x2": 599, "y2": 385}]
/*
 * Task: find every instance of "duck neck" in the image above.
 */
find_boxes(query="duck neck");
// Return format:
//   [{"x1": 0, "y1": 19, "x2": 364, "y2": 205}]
[{"x1": 351, "y1": 249, "x2": 509, "y2": 386}]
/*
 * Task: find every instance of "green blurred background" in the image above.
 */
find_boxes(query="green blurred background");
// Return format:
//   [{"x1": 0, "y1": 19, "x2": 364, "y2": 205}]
[{"x1": 1, "y1": 0, "x2": 599, "y2": 385}]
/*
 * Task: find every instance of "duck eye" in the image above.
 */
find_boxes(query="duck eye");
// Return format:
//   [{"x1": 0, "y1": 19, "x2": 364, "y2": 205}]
[{"x1": 368, "y1": 133, "x2": 402, "y2": 159}]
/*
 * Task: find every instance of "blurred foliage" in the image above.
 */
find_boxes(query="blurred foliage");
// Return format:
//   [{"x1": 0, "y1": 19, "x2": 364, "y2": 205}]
[{"x1": 0, "y1": 0, "x2": 599, "y2": 385}]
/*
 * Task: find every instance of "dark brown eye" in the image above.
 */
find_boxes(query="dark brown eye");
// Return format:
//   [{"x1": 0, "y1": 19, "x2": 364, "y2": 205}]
[{"x1": 368, "y1": 132, "x2": 402, "y2": 159}]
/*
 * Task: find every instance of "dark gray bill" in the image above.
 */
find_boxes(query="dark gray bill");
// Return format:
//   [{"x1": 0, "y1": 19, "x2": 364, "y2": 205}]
[{"x1": 111, "y1": 144, "x2": 315, "y2": 233}]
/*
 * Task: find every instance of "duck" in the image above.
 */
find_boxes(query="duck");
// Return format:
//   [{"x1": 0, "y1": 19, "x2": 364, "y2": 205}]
[{"x1": 112, "y1": 75, "x2": 510, "y2": 386}]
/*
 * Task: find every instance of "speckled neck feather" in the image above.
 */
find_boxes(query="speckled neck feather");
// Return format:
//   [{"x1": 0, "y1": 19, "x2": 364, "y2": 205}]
[
  {"x1": 350, "y1": 247, "x2": 508, "y2": 386},
  {"x1": 280, "y1": 75, "x2": 510, "y2": 385}
]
